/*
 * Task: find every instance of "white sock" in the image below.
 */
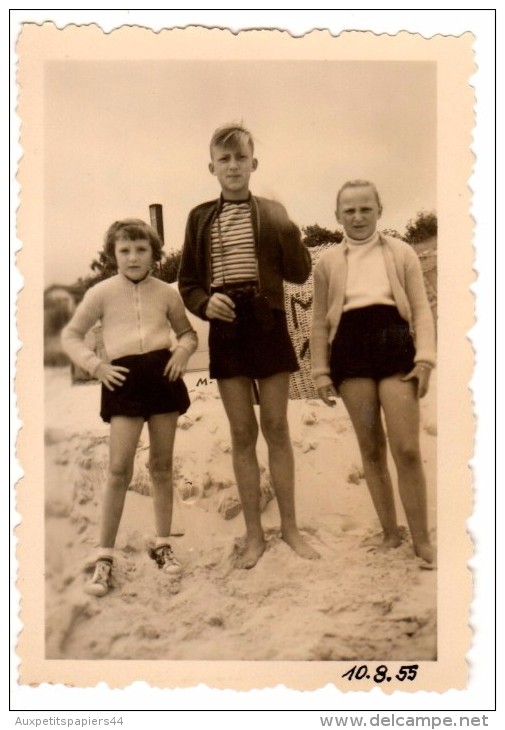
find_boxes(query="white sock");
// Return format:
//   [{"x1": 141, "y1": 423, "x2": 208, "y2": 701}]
[{"x1": 96, "y1": 547, "x2": 114, "y2": 562}]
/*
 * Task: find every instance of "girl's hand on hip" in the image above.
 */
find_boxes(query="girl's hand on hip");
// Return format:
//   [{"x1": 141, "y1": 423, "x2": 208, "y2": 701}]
[
  {"x1": 402, "y1": 363, "x2": 432, "y2": 398},
  {"x1": 205, "y1": 293, "x2": 236, "y2": 322},
  {"x1": 317, "y1": 384, "x2": 338, "y2": 407},
  {"x1": 95, "y1": 363, "x2": 129, "y2": 391},
  {"x1": 164, "y1": 348, "x2": 190, "y2": 382}
]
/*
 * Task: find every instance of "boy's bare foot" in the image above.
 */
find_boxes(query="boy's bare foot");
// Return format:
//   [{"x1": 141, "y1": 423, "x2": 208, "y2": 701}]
[
  {"x1": 236, "y1": 536, "x2": 265, "y2": 569},
  {"x1": 282, "y1": 528, "x2": 320, "y2": 560},
  {"x1": 382, "y1": 532, "x2": 403, "y2": 550}
]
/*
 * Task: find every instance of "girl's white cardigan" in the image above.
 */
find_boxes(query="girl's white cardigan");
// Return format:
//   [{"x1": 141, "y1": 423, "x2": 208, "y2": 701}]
[{"x1": 310, "y1": 234, "x2": 436, "y2": 390}]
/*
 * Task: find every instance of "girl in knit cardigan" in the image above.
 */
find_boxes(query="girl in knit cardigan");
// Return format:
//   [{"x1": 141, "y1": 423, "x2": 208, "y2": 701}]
[
  {"x1": 62, "y1": 219, "x2": 198, "y2": 595},
  {"x1": 310, "y1": 181, "x2": 436, "y2": 567}
]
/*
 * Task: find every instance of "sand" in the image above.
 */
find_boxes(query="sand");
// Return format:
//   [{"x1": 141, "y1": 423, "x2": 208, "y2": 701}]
[{"x1": 44, "y1": 366, "x2": 437, "y2": 662}]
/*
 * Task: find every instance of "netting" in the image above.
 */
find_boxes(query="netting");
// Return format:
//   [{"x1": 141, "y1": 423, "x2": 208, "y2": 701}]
[{"x1": 285, "y1": 243, "x2": 337, "y2": 400}]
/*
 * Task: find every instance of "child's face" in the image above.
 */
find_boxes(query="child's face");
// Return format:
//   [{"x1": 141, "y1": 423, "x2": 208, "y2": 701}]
[
  {"x1": 209, "y1": 141, "x2": 258, "y2": 200},
  {"x1": 115, "y1": 236, "x2": 153, "y2": 281},
  {"x1": 336, "y1": 185, "x2": 382, "y2": 240}
]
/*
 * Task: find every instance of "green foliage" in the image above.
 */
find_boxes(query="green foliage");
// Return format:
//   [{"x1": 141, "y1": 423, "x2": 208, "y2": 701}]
[
  {"x1": 43, "y1": 293, "x2": 73, "y2": 365},
  {"x1": 302, "y1": 224, "x2": 343, "y2": 248},
  {"x1": 404, "y1": 211, "x2": 437, "y2": 244},
  {"x1": 66, "y1": 251, "x2": 117, "y2": 302},
  {"x1": 44, "y1": 300, "x2": 73, "y2": 337},
  {"x1": 90, "y1": 250, "x2": 116, "y2": 280},
  {"x1": 157, "y1": 249, "x2": 182, "y2": 283},
  {"x1": 381, "y1": 228, "x2": 405, "y2": 240}
]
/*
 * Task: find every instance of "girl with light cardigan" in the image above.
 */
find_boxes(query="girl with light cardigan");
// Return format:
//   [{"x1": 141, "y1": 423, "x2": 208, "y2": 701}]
[
  {"x1": 62, "y1": 219, "x2": 197, "y2": 596},
  {"x1": 311, "y1": 181, "x2": 436, "y2": 567}
]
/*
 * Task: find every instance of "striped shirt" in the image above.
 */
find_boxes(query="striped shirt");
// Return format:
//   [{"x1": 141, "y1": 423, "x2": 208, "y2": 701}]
[{"x1": 210, "y1": 201, "x2": 258, "y2": 286}]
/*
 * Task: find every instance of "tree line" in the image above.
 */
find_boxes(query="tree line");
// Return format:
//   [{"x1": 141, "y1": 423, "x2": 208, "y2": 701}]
[
  {"x1": 65, "y1": 209, "x2": 436, "y2": 301},
  {"x1": 44, "y1": 209, "x2": 437, "y2": 353}
]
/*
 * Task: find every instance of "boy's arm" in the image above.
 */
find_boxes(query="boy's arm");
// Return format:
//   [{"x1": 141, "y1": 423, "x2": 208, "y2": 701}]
[
  {"x1": 60, "y1": 287, "x2": 104, "y2": 376},
  {"x1": 272, "y1": 201, "x2": 311, "y2": 284},
  {"x1": 178, "y1": 211, "x2": 211, "y2": 320}
]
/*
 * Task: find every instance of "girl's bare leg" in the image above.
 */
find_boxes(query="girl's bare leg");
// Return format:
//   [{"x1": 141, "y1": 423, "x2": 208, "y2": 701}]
[
  {"x1": 147, "y1": 412, "x2": 179, "y2": 538},
  {"x1": 100, "y1": 416, "x2": 144, "y2": 548},
  {"x1": 218, "y1": 377, "x2": 264, "y2": 568},
  {"x1": 258, "y1": 372, "x2": 319, "y2": 559},
  {"x1": 339, "y1": 378, "x2": 401, "y2": 548},
  {"x1": 379, "y1": 376, "x2": 435, "y2": 564}
]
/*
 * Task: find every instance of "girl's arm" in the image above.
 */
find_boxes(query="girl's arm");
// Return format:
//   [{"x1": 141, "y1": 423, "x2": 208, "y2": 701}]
[
  {"x1": 310, "y1": 260, "x2": 334, "y2": 394},
  {"x1": 403, "y1": 247, "x2": 436, "y2": 368},
  {"x1": 61, "y1": 287, "x2": 105, "y2": 376},
  {"x1": 61, "y1": 284, "x2": 129, "y2": 390},
  {"x1": 401, "y1": 362, "x2": 432, "y2": 398},
  {"x1": 400, "y1": 247, "x2": 436, "y2": 397},
  {"x1": 163, "y1": 292, "x2": 198, "y2": 381}
]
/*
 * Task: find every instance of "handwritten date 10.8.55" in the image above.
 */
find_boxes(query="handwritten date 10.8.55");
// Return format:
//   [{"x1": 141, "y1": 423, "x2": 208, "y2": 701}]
[{"x1": 341, "y1": 664, "x2": 418, "y2": 683}]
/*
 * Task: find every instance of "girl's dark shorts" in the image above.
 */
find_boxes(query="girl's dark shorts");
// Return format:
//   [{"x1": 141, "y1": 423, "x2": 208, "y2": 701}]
[
  {"x1": 100, "y1": 349, "x2": 190, "y2": 423},
  {"x1": 209, "y1": 293, "x2": 299, "y2": 380},
  {"x1": 330, "y1": 305, "x2": 416, "y2": 388}
]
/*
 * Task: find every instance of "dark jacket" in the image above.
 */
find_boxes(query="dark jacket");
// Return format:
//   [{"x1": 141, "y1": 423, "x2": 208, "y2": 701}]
[{"x1": 178, "y1": 194, "x2": 311, "y2": 319}]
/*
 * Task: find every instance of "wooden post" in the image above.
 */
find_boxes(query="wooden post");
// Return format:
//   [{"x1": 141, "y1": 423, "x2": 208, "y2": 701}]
[
  {"x1": 149, "y1": 203, "x2": 164, "y2": 243},
  {"x1": 149, "y1": 203, "x2": 165, "y2": 277}
]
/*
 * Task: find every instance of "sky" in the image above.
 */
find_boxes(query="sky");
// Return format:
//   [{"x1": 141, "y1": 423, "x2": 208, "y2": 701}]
[{"x1": 44, "y1": 58, "x2": 436, "y2": 286}]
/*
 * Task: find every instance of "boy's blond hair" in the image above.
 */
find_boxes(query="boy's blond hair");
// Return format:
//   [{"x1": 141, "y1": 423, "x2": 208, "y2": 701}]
[{"x1": 210, "y1": 123, "x2": 254, "y2": 156}]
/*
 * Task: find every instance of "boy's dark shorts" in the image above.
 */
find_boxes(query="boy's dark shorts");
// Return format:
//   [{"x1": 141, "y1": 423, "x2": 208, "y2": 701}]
[
  {"x1": 330, "y1": 305, "x2": 416, "y2": 388},
  {"x1": 209, "y1": 289, "x2": 299, "y2": 380},
  {"x1": 100, "y1": 349, "x2": 190, "y2": 423}
]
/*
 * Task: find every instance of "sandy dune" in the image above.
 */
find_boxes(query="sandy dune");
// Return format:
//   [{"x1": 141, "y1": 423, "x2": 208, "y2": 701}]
[{"x1": 44, "y1": 367, "x2": 437, "y2": 662}]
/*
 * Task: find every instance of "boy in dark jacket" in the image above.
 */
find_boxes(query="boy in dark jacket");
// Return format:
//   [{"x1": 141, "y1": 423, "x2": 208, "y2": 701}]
[{"x1": 179, "y1": 123, "x2": 319, "y2": 568}]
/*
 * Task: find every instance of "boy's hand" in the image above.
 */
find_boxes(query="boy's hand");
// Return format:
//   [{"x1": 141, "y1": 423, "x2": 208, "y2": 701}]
[
  {"x1": 95, "y1": 363, "x2": 129, "y2": 391},
  {"x1": 401, "y1": 363, "x2": 432, "y2": 398},
  {"x1": 164, "y1": 348, "x2": 190, "y2": 382},
  {"x1": 317, "y1": 384, "x2": 338, "y2": 407},
  {"x1": 205, "y1": 293, "x2": 236, "y2": 322}
]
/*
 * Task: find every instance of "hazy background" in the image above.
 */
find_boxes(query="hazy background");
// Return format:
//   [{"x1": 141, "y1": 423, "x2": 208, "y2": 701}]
[{"x1": 44, "y1": 59, "x2": 436, "y2": 286}]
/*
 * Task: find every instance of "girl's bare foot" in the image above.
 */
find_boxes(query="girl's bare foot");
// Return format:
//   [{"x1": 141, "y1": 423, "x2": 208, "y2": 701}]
[
  {"x1": 414, "y1": 541, "x2": 436, "y2": 568},
  {"x1": 363, "y1": 530, "x2": 402, "y2": 552},
  {"x1": 282, "y1": 528, "x2": 320, "y2": 560},
  {"x1": 236, "y1": 536, "x2": 265, "y2": 569}
]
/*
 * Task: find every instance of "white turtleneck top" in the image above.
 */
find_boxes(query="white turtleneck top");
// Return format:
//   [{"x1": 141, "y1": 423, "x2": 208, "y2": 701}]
[
  {"x1": 343, "y1": 232, "x2": 395, "y2": 312},
  {"x1": 310, "y1": 232, "x2": 437, "y2": 390}
]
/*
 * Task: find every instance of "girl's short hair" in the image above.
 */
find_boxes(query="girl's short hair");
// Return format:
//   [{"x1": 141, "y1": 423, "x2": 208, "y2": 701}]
[
  {"x1": 103, "y1": 218, "x2": 163, "y2": 265},
  {"x1": 336, "y1": 180, "x2": 383, "y2": 214},
  {"x1": 210, "y1": 123, "x2": 254, "y2": 155}
]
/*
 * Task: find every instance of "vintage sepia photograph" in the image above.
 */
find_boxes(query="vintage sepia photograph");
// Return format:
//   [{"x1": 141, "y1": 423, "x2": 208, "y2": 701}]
[{"x1": 14, "y1": 18, "x2": 477, "y2": 696}]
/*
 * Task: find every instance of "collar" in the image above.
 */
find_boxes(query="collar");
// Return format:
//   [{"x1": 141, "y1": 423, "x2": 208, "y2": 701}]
[
  {"x1": 118, "y1": 271, "x2": 152, "y2": 286},
  {"x1": 344, "y1": 231, "x2": 380, "y2": 247},
  {"x1": 216, "y1": 192, "x2": 253, "y2": 214},
  {"x1": 342, "y1": 231, "x2": 384, "y2": 254}
]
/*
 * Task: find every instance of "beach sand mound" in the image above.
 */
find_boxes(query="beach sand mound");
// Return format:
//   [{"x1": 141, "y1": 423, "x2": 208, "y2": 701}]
[{"x1": 44, "y1": 367, "x2": 437, "y2": 662}]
